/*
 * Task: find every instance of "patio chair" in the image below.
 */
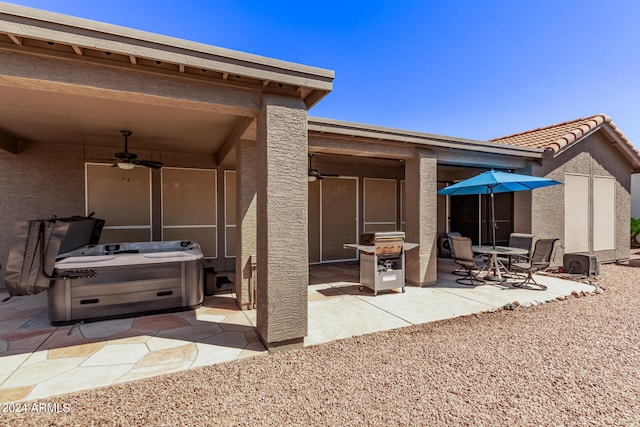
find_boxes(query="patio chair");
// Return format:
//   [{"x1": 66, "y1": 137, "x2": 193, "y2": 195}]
[
  {"x1": 449, "y1": 236, "x2": 488, "y2": 286},
  {"x1": 445, "y1": 231, "x2": 466, "y2": 275},
  {"x1": 499, "y1": 233, "x2": 536, "y2": 268},
  {"x1": 510, "y1": 238, "x2": 558, "y2": 290}
]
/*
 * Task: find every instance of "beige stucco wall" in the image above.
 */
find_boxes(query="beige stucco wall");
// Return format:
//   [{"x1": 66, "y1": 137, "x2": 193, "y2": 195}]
[
  {"x1": 0, "y1": 141, "x2": 230, "y2": 291},
  {"x1": 529, "y1": 131, "x2": 632, "y2": 264},
  {"x1": 0, "y1": 141, "x2": 85, "y2": 289}
]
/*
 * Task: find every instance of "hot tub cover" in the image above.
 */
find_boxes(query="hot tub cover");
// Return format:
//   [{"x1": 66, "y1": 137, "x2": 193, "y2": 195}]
[{"x1": 3, "y1": 215, "x2": 104, "y2": 297}]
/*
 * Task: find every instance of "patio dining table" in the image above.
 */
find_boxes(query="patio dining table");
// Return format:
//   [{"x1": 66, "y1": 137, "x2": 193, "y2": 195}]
[{"x1": 472, "y1": 245, "x2": 528, "y2": 283}]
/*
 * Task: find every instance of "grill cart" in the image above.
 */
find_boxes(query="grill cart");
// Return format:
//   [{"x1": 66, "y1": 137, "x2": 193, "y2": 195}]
[{"x1": 345, "y1": 231, "x2": 418, "y2": 295}]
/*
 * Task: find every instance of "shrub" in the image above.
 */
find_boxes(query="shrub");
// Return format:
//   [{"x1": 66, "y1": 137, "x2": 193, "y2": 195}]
[{"x1": 631, "y1": 218, "x2": 640, "y2": 238}]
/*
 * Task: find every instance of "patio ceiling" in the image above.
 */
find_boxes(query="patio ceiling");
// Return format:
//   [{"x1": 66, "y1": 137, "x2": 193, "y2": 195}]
[{"x1": 0, "y1": 84, "x2": 240, "y2": 155}]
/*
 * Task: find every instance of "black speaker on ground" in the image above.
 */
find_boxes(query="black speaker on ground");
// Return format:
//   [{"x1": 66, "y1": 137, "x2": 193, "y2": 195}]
[
  {"x1": 438, "y1": 236, "x2": 452, "y2": 258},
  {"x1": 563, "y1": 254, "x2": 599, "y2": 276}
]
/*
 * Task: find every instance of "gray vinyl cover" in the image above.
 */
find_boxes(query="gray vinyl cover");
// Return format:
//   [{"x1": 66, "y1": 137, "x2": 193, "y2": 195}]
[{"x1": 3, "y1": 217, "x2": 101, "y2": 296}]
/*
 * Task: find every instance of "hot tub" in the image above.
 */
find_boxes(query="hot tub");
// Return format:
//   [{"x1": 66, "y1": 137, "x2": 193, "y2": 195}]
[{"x1": 48, "y1": 240, "x2": 204, "y2": 324}]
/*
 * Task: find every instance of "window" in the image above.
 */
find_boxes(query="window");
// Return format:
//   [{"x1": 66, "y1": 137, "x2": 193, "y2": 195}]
[
  {"x1": 85, "y1": 163, "x2": 152, "y2": 243},
  {"x1": 400, "y1": 180, "x2": 406, "y2": 232},
  {"x1": 224, "y1": 170, "x2": 236, "y2": 258},
  {"x1": 564, "y1": 173, "x2": 589, "y2": 253},
  {"x1": 162, "y1": 168, "x2": 217, "y2": 257},
  {"x1": 308, "y1": 177, "x2": 358, "y2": 263},
  {"x1": 363, "y1": 178, "x2": 397, "y2": 233},
  {"x1": 593, "y1": 176, "x2": 615, "y2": 250}
]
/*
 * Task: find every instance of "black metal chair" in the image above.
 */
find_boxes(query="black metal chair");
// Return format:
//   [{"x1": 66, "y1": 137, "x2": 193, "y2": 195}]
[
  {"x1": 510, "y1": 238, "x2": 558, "y2": 290},
  {"x1": 498, "y1": 233, "x2": 536, "y2": 269},
  {"x1": 449, "y1": 236, "x2": 488, "y2": 286}
]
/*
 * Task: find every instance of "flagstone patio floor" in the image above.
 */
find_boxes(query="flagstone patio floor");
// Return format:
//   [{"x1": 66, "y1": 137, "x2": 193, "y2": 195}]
[{"x1": 0, "y1": 258, "x2": 596, "y2": 402}]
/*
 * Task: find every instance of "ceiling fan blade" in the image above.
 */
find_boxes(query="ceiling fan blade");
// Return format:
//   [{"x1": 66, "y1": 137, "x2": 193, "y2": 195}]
[
  {"x1": 134, "y1": 160, "x2": 164, "y2": 169},
  {"x1": 115, "y1": 151, "x2": 137, "y2": 160},
  {"x1": 307, "y1": 153, "x2": 339, "y2": 179}
]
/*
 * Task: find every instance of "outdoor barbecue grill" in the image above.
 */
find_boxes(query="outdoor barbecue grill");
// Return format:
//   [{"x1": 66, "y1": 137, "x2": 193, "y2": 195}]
[{"x1": 344, "y1": 231, "x2": 418, "y2": 295}]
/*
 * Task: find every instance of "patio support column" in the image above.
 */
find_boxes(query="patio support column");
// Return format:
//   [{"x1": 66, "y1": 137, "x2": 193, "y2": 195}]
[
  {"x1": 255, "y1": 93, "x2": 308, "y2": 351},
  {"x1": 405, "y1": 150, "x2": 438, "y2": 286},
  {"x1": 235, "y1": 138, "x2": 257, "y2": 310}
]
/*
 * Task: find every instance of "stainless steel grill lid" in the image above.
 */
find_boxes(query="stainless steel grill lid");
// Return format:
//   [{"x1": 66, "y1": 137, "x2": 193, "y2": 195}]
[{"x1": 359, "y1": 231, "x2": 405, "y2": 246}]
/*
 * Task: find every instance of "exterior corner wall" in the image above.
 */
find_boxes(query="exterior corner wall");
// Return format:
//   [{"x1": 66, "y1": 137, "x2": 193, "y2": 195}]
[
  {"x1": 255, "y1": 93, "x2": 308, "y2": 346},
  {"x1": 404, "y1": 152, "x2": 438, "y2": 286}
]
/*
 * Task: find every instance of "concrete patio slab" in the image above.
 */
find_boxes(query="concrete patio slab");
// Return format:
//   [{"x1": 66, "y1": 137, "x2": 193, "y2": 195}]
[{"x1": 358, "y1": 286, "x2": 496, "y2": 325}]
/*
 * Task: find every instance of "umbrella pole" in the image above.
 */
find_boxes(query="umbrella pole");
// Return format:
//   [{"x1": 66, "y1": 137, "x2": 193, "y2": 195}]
[{"x1": 491, "y1": 187, "x2": 496, "y2": 249}]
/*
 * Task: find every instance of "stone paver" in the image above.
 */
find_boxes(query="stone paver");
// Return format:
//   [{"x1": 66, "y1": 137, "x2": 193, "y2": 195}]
[
  {"x1": 3, "y1": 357, "x2": 87, "y2": 388},
  {"x1": 48, "y1": 342, "x2": 106, "y2": 359},
  {"x1": 81, "y1": 343, "x2": 149, "y2": 366},
  {"x1": 135, "y1": 343, "x2": 197, "y2": 368},
  {"x1": 27, "y1": 364, "x2": 135, "y2": 400},
  {"x1": 80, "y1": 318, "x2": 134, "y2": 339},
  {"x1": 132, "y1": 314, "x2": 190, "y2": 331}
]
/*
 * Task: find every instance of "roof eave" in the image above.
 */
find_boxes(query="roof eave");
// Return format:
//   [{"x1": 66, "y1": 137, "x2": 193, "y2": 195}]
[
  {"x1": 308, "y1": 116, "x2": 545, "y2": 159},
  {"x1": 0, "y1": 2, "x2": 335, "y2": 94},
  {"x1": 599, "y1": 124, "x2": 640, "y2": 172}
]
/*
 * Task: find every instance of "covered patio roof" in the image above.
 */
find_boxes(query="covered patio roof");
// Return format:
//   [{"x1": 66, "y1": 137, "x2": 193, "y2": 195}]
[
  {"x1": 0, "y1": 2, "x2": 334, "y2": 165},
  {"x1": 308, "y1": 116, "x2": 545, "y2": 171}
]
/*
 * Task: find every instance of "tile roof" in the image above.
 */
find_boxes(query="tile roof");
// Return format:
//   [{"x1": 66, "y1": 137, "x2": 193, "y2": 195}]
[{"x1": 490, "y1": 114, "x2": 639, "y2": 157}]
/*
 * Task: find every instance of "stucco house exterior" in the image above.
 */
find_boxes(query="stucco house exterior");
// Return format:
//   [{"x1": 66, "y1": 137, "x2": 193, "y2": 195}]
[
  {"x1": 490, "y1": 114, "x2": 640, "y2": 264},
  {"x1": 1, "y1": 4, "x2": 639, "y2": 350}
]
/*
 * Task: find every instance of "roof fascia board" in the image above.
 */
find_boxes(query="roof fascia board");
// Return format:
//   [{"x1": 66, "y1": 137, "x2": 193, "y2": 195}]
[
  {"x1": 547, "y1": 125, "x2": 601, "y2": 157},
  {"x1": 548, "y1": 123, "x2": 640, "y2": 171},
  {"x1": 0, "y1": 3, "x2": 334, "y2": 91},
  {"x1": 309, "y1": 117, "x2": 544, "y2": 159},
  {"x1": 599, "y1": 124, "x2": 640, "y2": 171},
  {"x1": 433, "y1": 147, "x2": 530, "y2": 170},
  {"x1": 309, "y1": 134, "x2": 419, "y2": 159}
]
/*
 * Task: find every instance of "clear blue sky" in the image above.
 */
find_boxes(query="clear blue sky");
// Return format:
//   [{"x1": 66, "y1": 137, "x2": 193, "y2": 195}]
[{"x1": 6, "y1": 0, "x2": 640, "y2": 146}]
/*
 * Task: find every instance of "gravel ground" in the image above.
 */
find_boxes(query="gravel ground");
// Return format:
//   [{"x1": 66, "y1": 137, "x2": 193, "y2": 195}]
[{"x1": 2, "y1": 263, "x2": 639, "y2": 426}]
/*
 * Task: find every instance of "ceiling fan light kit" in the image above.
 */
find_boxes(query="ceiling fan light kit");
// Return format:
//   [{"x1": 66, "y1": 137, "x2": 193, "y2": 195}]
[
  {"x1": 116, "y1": 161, "x2": 135, "y2": 170},
  {"x1": 113, "y1": 130, "x2": 164, "y2": 170}
]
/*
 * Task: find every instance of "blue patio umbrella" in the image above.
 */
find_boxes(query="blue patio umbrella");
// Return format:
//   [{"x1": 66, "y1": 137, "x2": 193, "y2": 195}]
[{"x1": 437, "y1": 170, "x2": 563, "y2": 248}]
